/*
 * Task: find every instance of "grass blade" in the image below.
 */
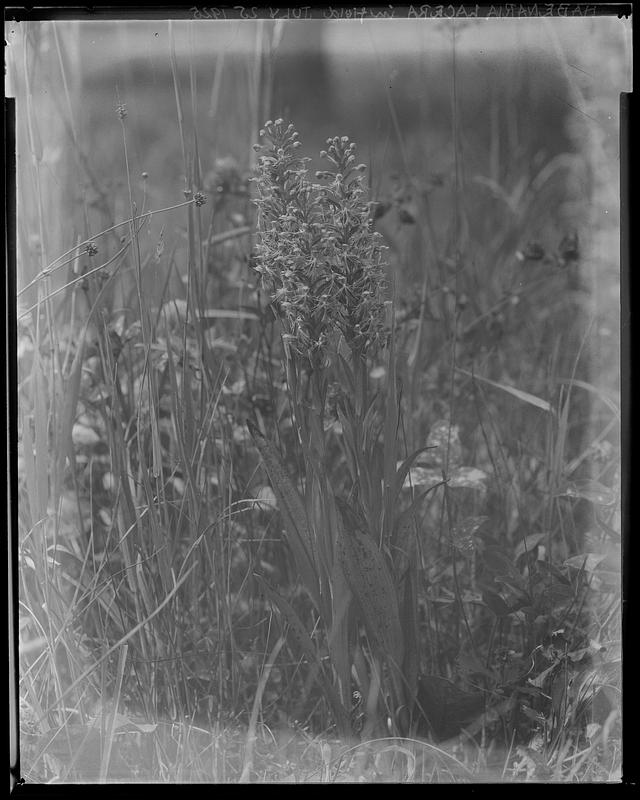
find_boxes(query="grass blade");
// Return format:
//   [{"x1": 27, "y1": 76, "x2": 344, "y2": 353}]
[
  {"x1": 248, "y1": 420, "x2": 320, "y2": 606},
  {"x1": 256, "y1": 576, "x2": 350, "y2": 733},
  {"x1": 456, "y1": 367, "x2": 553, "y2": 413},
  {"x1": 239, "y1": 635, "x2": 285, "y2": 783}
]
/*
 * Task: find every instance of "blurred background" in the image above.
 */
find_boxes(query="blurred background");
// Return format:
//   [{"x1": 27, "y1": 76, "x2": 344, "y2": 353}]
[{"x1": 8, "y1": 16, "x2": 630, "y2": 388}]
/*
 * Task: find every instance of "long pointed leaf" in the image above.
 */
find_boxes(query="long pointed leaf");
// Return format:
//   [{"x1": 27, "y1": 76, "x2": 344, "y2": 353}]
[
  {"x1": 456, "y1": 368, "x2": 552, "y2": 413},
  {"x1": 248, "y1": 421, "x2": 320, "y2": 607},
  {"x1": 392, "y1": 445, "x2": 438, "y2": 506},
  {"x1": 555, "y1": 377, "x2": 620, "y2": 420},
  {"x1": 256, "y1": 576, "x2": 350, "y2": 733},
  {"x1": 390, "y1": 487, "x2": 434, "y2": 579},
  {"x1": 326, "y1": 557, "x2": 353, "y2": 711},
  {"x1": 382, "y1": 315, "x2": 399, "y2": 540},
  {"x1": 399, "y1": 566, "x2": 419, "y2": 721},
  {"x1": 55, "y1": 334, "x2": 85, "y2": 497},
  {"x1": 336, "y1": 508, "x2": 403, "y2": 664}
]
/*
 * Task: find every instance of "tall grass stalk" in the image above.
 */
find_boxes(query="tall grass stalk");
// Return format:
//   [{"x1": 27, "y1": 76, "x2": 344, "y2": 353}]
[{"x1": 17, "y1": 34, "x2": 240, "y2": 772}]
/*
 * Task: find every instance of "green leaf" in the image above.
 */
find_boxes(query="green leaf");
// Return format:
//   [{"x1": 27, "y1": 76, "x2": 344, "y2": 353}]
[
  {"x1": 540, "y1": 583, "x2": 575, "y2": 604},
  {"x1": 391, "y1": 503, "x2": 420, "y2": 579},
  {"x1": 248, "y1": 421, "x2": 320, "y2": 607},
  {"x1": 559, "y1": 480, "x2": 616, "y2": 506},
  {"x1": 564, "y1": 553, "x2": 608, "y2": 572},
  {"x1": 337, "y1": 508, "x2": 404, "y2": 664},
  {"x1": 326, "y1": 558, "x2": 353, "y2": 711},
  {"x1": 483, "y1": 546, "x2": 519, "y2": 577},
  {"x1": 494, "y1": 573, "x2": 528, "y2": 595},
  {"x1": 56, "y1": 334, "x2": 85, "y2": 487},
  {"x1": 457, "y1": 649, "x2": 496, "y2": 681},
  {"x1": 514, "y1": 533, "x2": 547, "y2": 561},
  {"x1": 393, "y1": 445, "x2": 438, "y2": 500},
  {"x1": 399, "y1": 567, "x2": 419, "y2": 710},
  {"x1": 457, "y1": 368, "x2": 552, "y2": 413},
  {"x1": 383, "y1": 319, "x2": 400, "y2": 536},
  {"x1": 256, "y1": 576, "x2": 350, "y2": 733},
  {"x1": 554, "y1": 377, "x2": 620, "y2": 420},
  {"x1": 391, "y1": 487, "x2": 439, "y2": 578},
  {"x1": 482, "y1": 589, "x2": 513, "y2": 617},
  {"x1": 536, "y1": 560, "x2": 571, "y2": 585}
]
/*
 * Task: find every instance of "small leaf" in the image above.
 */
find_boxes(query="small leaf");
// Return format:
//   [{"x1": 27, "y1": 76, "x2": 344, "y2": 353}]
[
  {"x1": 457, "y1": 649, "x2": 495, "y2": 680},
  {"x1": 398, "y1": 205, "x2": 416, "y2": 225},
  {"x1": 559, "y1": 480, "x2": 616, "y2": 506},
  {"x1": 370, "y1": 200, "x2": 392, "y2": 221},
  {"x1": 514, "y1": 533, "x2": 547, "y2": 561},
  {"x1": 566, "y1": 647, "x2": 590, "y2": 663},
  {"x1": 564, "y1": 553, "x2": 608, "y2": 572},
  {"x1": 528, "y1": 662, "x2": 558, "y2": 689},
  {"x1": 394, "y1": 444, "x2": 438, "y2": 496},
  {"x1": 483, "y1": 546, "x2": 518, "y2": 577},
  {"x1": 494, "y1": 573, "x2": 528, "y2": 594},
  {"x1": 541, "y1": 583, "x2": 575, "y2": 603},
  {"x1": 482, "y1": 589, "x2": 513, "y2": 617},
  {"x1": 536, "y1": 560, "x2": 571, "y2": 585}
]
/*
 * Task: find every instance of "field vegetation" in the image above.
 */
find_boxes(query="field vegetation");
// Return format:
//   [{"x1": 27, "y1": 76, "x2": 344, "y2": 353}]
[{"x1": 9, "y1": 17, "x2": 627, "y2": 784}]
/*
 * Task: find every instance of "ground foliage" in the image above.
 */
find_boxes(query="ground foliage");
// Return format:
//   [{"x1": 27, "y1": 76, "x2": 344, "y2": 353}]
[{"x1": 12, "y1": 19, "x2": 623, "y2": 784}]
